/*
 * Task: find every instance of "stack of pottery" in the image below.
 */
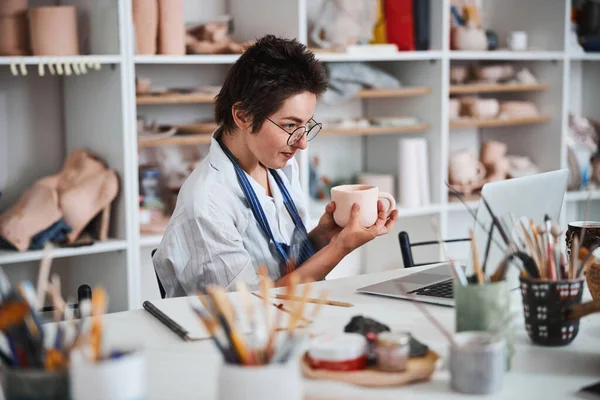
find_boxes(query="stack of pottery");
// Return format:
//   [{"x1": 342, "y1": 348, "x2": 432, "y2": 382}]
[
  {"x1": 0, "y1": 0, "x2": 29, "y2": 56},
  {"x1": 132, "y1": 0, "x2": 185, "y2": 55},
  {"x1": 480, "y1": 140, "x2": 509, "y2": 182}
]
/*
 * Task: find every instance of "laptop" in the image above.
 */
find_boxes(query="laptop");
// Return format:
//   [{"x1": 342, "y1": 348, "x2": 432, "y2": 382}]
[{"x1": 356, "y1": 169, "x2": 569, "y2": 307}]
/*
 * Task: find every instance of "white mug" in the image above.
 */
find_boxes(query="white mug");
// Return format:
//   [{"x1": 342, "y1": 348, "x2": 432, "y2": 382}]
[
  {"x1": 331, "y1": 184, "x2": 396, "y2": 228},
  {"x1": 507, "y1": 31, "x2": 527, "y2": 51}
]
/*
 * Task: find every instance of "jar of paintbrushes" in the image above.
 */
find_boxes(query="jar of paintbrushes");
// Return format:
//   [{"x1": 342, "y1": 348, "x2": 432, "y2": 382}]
[
  {"x1": 188, "y1": 268, "x2": 325, "y2": 400},
  {"x1": 516, "y1": 216, "x2": 600, "y2": 346},
  {"x1": 69, "y1": 287, "x2": 146, "y2": 400},
  {"x1": 0, "y1": 248, "x2": 73, "y2": 400},
  {"x1": 446, "y1": 196, "x2": 516, "y2": 371}
]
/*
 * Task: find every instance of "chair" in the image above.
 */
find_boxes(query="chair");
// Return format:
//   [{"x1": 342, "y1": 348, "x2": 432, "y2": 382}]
[
  {"x1": 151, "y1": 249, "x2": 166, "y2": 299},
  {"x1": 398, "y1": 231, "x2": 470, "y2": 268}
]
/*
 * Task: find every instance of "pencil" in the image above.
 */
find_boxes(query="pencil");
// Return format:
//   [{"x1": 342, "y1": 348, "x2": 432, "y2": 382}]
[
  {"x1": 470, "y1": 229, "x2": 484, "y2": 284},
  {"x1": 274, "y1": 294, "x2": 353, "y2": 307}
]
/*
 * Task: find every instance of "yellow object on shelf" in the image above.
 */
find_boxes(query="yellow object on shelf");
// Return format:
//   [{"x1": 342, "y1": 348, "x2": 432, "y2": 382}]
[{"x1": 371, "y1": 0, "x2": 387, "y2": 44}]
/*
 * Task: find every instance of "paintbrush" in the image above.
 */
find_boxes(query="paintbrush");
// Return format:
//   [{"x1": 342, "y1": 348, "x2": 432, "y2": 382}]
[
  {"x1": 445, "y1": 183, "x2": 506, "y2": 251},
  {"x1": 430, "y1": 218, "x2": 467, "y2": 285},
  {"x1": 565, "y1": 300, "x2": 600, "y2": 320},
  {"x1": 35, "y1": 244, "x2": 53, "y2": 310},
  {"x1": 207, "y1": 286, "x2": 249, "y2": 365},
  {"x1": 274, "y1": 294, "x2": 352, "y2": 307},
  {"x1": 469, "y1": 229, "x2": 484, "y2": 284},
  {"x1": 189, "y1": 296, "x2": 236, "y2": 363},
  {"x1": 480, "y1": 196, "x2": 510, "y2": 245}
]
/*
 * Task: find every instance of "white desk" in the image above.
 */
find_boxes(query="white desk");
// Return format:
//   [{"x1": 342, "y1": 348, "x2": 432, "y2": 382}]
[{"x1": 97, "y1": 265, "x2": 600, "y2": 400}]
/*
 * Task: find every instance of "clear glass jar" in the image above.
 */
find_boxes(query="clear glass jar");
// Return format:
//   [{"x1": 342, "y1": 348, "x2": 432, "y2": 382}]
[{"x1": 375, "y1": 331, "x2": 410, "y2": 372}]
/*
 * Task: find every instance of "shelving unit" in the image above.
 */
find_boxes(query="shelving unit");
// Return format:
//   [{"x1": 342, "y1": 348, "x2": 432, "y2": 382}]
[{"x1": 2, "y1": 0, "x2": 599, "y2": 312}]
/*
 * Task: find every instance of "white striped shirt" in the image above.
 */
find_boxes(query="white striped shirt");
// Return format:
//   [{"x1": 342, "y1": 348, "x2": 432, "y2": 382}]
[{"x1": 152, "y1": 134, "x2": 311, "y2": 297}]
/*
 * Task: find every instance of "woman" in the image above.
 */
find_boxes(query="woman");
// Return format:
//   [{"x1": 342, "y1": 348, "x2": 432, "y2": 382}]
[{"x1": 153, "y1": 35, "x2": 399, "y2": 297}]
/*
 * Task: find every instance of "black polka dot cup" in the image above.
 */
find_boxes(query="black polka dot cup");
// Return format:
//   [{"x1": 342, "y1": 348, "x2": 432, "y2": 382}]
[{"x1": 519, "y1": 277, "x2": 585, "y2": 346}]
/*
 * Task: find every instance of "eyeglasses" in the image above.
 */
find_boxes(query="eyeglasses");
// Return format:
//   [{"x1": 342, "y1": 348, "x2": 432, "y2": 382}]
[{"x1": 267, "y1": 117, "x2": 322, "y2": 146}]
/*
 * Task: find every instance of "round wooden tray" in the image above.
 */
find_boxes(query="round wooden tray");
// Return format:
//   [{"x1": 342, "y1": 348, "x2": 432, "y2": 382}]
[{"x1": 301, "y1": 350, "x2": 440, "y2": 388}]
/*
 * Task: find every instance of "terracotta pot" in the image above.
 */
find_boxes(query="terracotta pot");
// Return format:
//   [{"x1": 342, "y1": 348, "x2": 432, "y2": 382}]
[
  {"x1": 0, "y1": 15, "x2": 29, "y2": 55},
  {"x1": 132, "y1": 0, "x2": 158, "y2": 55},
  {"x1": 0, "y1": 0, "x2": 27, "y2": 17},
  {"x1": 29, "y1": 6, "x2": 79, "y2": 56},
  {"x1": 466, "y1": 98, "x2": 499, "y2": 119},
  {"x1": 157, "y1": 0, "x2": 185, "y2": 55}
]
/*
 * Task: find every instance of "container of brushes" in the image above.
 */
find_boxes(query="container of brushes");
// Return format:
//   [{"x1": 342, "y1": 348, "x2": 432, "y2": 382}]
[
  {"x1": 1, "y1": 368, "x2": 69, "y2": 400},
  {"x1": 217, "y1": 358, "x2": 303, "y2": 400},
  {"x1": 519, "y1": 277, "x2": 585, "y2": 346},
  {"x1": 69, "y1": 348, "x2": 145, "y2": 400},
  {"x1": 454, "y1": 280, "x2": 513, "y2": 370}
]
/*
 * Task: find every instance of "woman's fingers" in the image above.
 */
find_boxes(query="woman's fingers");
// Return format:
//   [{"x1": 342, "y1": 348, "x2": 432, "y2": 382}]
[
  {"x1": 377, "y1": 209, "x2": 399, "y2": 235},
  {"x1": 326, "y1": 201, "x2": 336, "y2": 214},
  {"x1": 347, "y1": 203, "x2": 361, "y2": 227}
]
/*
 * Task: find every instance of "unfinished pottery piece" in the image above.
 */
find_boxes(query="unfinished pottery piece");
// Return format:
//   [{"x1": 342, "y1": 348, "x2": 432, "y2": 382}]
[
  {"x1": 157, "y1": 0, "x2": 185, "y2": 55},
  {"x1": 132, "y1": 0, "x2": 158, "y2": 55},
  {"x1": 29, "y1": 6, "x2": 79, "y2": 56}
]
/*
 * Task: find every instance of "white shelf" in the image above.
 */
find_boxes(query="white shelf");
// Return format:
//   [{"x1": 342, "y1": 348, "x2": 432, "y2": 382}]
[
  {"x1": 569, "y1": 53, "x2": 600, "y2": 61},
  {"x1": 449, "y1": 51, "x2": 564, "y2": 60},
  {"x1": 134, "y1": 54, "x2": 241, "y2": 64},
  {"x1": 565, "y1": 190, "x2": 600, "y2": 202},
  {"x1": 0, "y1": 55, "x2": 122, "y2": 65},
  {"x1": 0, "y1": 239, "x2": 128, "y2": 265},
  {"x1": 316, "y1": 50, "x2": 442, "y2": 62},
  {"x1": 140, "y1": 234, "x2": 163, "y2": 248}
]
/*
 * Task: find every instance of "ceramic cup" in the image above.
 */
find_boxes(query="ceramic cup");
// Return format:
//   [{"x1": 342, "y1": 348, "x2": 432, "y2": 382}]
[
  {"x1": 448, "y1": 149, "x2": 486, "y2": 188},
  {"x1": 480, "y1": 140, "x2": 507, "y2": 167},
  {"x1": 331, "y1": 184, "x2": 396, "y2": 228},
  {"x1": 217, "y1": 360, "x2": 302, "y2": 400},
  {"x1": 508, "y1": 31, "x2": 528, "y2": 51},
  {"x1": 450, "y1": 331, "x2": 505, "y2": 395},
  {"x1": 454, "y1": 280, "x2": 513, "y2": 370},
  {"x1": 29, "y1": 6, "x2": 79, "y2": 56},
  {"x1": 519, "y1": 277, "x2": 585, "y2": 346},
  {"x1": 69, "y1": 349, "x2": 145, "y2": 400},
  {"x1": 2, "y1": 368, "x2": 69, "y2": 400}
]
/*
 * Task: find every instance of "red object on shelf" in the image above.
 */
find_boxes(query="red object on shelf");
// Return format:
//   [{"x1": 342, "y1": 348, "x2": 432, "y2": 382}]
[{"x1": 385, "y1": 0, "x2": 415, "y2": 51}]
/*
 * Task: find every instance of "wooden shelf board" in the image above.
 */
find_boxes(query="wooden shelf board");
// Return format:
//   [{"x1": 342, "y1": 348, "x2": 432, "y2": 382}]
[
  {"x1": 138, "y1": 133, "x2": 212, "y2": 148},
  {"x1": 449, "y1": 115, "x2": 551, "y2": 128},
  {"x1": 136, "y1": 93, "x2": 217, "y2": 105},
  {"x1": 135, "y1": 87, "x2": 430, "y2": 105},
  {"x1": 449, "y1": 83, "x2": 549, "y2": 94},
  {"x1": 354, "y1": 87, "x2": 430, "y2": 98},
  {"x1": 0, "y1": 239, "x2": 128, "y2": 265},
  {"x1": 321, "y1": 124, "x2": 429, "y2": 137}
]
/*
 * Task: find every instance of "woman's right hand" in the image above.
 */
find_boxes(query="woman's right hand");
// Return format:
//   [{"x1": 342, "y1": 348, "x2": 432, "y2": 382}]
[{"x1": 332, "y1": 202, "x2": 398, "y2": 255}]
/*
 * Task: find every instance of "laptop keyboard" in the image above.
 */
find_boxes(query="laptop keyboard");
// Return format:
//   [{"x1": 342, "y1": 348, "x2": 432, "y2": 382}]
[{"x1": 409, "y1": 280, "x2": 453, "y2": 299}]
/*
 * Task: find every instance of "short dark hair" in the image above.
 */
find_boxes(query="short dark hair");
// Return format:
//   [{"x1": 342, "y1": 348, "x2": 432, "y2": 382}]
[{"x1": 215, "y1": 35, "x2": 328, "y2": 134}]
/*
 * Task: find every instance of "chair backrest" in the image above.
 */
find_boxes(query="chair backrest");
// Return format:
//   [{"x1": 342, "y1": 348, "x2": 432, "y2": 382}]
[
  {"x1": 151, "y1": 249, "x2": 166, "y2": 299},
  {"x1": 398, "y1": 231, "x2": 470, "y2": 268}
]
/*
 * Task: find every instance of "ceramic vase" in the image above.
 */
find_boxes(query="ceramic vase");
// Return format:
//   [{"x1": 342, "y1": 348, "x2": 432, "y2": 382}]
[
  {"x1": 0, "y1": 0, "x2": 27, "y2": 17},
  {"x1": 0, "y1": 15, "x2": 29, "y2": 55},
  {"x1": 157, "y1": 0, "x2": 185, "y2": 55},
  {"x1": 29, "y1": 6, "x2": 79, "y2": 56},
  {"x1": 451, "y1": 26, "x2": 487, "y2": 51},
  {"x1": 132, "y1": 0, "x2": 158, "y2": 55}
]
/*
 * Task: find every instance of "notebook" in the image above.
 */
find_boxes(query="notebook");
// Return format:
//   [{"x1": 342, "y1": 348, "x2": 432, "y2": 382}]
[{"x1": 143, "y1": 293, "x2": 307, "y2": 341}]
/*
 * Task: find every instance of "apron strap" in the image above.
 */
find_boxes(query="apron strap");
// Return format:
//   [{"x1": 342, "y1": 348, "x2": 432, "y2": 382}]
[{"x1": 217, "y1": 140, "x2": 315, "y2": 268}]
